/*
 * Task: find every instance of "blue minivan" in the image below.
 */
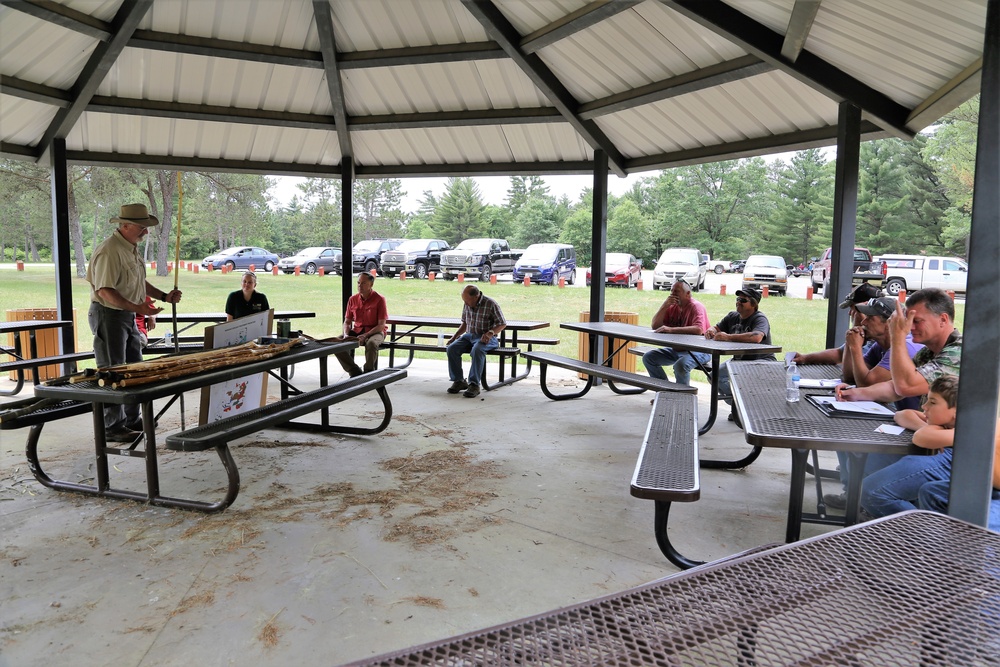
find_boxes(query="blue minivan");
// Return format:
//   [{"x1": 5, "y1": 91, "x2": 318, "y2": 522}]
[{"x1": 512, "y1": 243, "x2": 577, "y2": 285}]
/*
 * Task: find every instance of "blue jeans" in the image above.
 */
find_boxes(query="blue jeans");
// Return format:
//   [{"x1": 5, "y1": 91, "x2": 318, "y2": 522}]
[
  {"x1": 833, "y1": 451, "x2": 904, "y2": 493},
  {"x1": 919, "y1": 479, "x2": 1000, "y2": 532},
  {"x1": 642, "y1": 347, "x2": 711, "y2": 386},
  {"x1": 861, "y1": 448, "x2": 954, "y2": 517},
  {"x1": 447, "y1": 333, "x2": 498, "y2": 386}
]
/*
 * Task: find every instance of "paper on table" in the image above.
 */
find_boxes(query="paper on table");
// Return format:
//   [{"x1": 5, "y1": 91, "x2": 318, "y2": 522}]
[
  {"x1": 799, "y1": 378, "x2": 840, "y2": 389},
  {"x1": 810, "y1": 395, "x2": 896, "y2": 417},
  {"x1": 875, "y1": 424, "x2": 906, "y2": 435}
]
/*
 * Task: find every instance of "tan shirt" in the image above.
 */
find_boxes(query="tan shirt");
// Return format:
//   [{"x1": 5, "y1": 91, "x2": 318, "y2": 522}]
[{"x1": 86, "y1": 230, "x2": 146, "y2": 308}]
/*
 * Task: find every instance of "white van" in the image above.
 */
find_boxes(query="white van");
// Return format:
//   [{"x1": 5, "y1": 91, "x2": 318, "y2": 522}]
[
  {"x1": 653, "y1": 248, "x2": 707, "y2": 291},
  {"x1": 879, "y1": 255, "x2": 968, "y2": 295}
]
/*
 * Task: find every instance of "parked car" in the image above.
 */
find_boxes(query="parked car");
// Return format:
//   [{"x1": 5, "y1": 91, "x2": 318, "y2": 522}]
[
  {"x1": 439, "y1": 238, "x2": 522, "y2": 282},
  {"x1": 512, "y1": 243, "x2": 577, "y2": 285},
  {"x1": 810, "y1": 247, "x2": 886, "y2": 295},
  {"x1": 742, "y1": 255, "x2": 789, "y2": 296},
  {"x1": 879, "y1": 254, "x2": 968, "y2": 295},
  {"x1": 201, "y1": 246, "x2": 279, "y2": 272},
  {"x1": 351, "y1": 238, "x2": 403, "y2": 274},
  {"x1": 380, "y1": 239, "x2": 450, "y2": 279},
  {"x1": 728, "y1": 259, "x2": 746, "y2": 273},
  {"x1": 652, "y1": 247, "x2": 707, "y2": 291},
  {"x1": 788, "y1": 264, "x2": 811, "y2": 277},
  {"x1": 703, "y1": 254, "x2": 730, "y2": 274},
  {"x1": 586, "y1": 253, "x2": 642, "y2": 287},
  {"x1": 278, "y1": 247, "x2": 341, "y2": 275}
]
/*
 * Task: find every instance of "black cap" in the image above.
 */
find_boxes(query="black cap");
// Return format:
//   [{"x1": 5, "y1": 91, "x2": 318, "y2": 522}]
[
  {"x1": 855, "y1": 297, "x2": 898, "y2": 319},
  {"x1": 736, "y1": 288, "x2": 761, "y2": 304},
  {"x1": 838, "y1": 282, "x2": 882, "y2": 309}
]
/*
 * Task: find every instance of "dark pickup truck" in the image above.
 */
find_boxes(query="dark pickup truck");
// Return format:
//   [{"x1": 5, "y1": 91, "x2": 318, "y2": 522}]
[
  {"x1": 810, "y1": 247, "x2": 886, "y2": 296},
  {"x1": 438, "y1": 238, "x2": 522, "y2": 282},
  {"x1": 380, "y1": 239, "x2": 450, "y2": 279}
]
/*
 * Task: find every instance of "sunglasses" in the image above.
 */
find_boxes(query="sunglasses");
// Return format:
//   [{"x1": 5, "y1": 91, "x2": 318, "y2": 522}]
[{"x1": 735, "y1": 297, "x2": 750, "y2": 304}]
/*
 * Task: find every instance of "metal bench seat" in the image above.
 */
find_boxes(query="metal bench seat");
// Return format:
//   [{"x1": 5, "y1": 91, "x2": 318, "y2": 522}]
[{"x1": 520, "y1": 350, "x2": 695, "y2": 400}]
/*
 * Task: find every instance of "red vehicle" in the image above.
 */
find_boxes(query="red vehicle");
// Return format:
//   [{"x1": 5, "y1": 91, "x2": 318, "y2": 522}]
[{"x1": 586, "y1": 253, "x2": 643, "y2": 288}]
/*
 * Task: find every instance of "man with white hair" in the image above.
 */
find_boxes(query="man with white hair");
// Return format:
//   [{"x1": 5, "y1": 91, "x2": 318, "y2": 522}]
[{"x1": 642, "y1": 279, "x2": 711, "y2": 386}]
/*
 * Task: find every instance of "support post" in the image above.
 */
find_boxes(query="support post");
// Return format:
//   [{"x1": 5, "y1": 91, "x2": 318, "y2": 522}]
[
  {"x1": 825, "y1": 102, "x2": 861, "y2": 349},
  {"x1": 949, "y1": 0, "x2": 1000, "y2": 528},
  {"x1": 341, "y1": 158, "x2": 354, "y2": 317},
  {"x1": 49, "y1": 138, "x2": 76, "y2": 357}
]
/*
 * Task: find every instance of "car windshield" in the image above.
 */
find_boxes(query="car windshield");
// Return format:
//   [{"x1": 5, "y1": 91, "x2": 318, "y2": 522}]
[
  {"x1": 521, "y1": 246, "x2": 559, "y2": 262},
  {"x1": 395, "y1": 240, "x2": 427, "y2": 253},
  {"x1": 354, "y1": 240, "x2": 380, "y2": 252},
  {"x1": 215, "y1": 247, "x2": 242, "y2": 257},
  {"x1": 296, "y1": 247, "x2": 324, "y2": 257},
  {"x1": 658, "y1": 250, "x2": 695, "y2": 265},
  {"x1": 606, "y1": 253, "x2": 631, "y2": 267},
  {"x1": 747, "y1": 255, "x2": 785, "y2": 269},
  {"x1": 453, "y1": 239, "x2": 492, "y2": 252}
]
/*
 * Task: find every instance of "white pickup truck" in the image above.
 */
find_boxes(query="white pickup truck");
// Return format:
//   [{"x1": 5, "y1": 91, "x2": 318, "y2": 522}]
[
  {"x1": 878, "y1": 254, "x2": 968, "y2": 296},
  {"x1": 702, "y1": 254, "x2": 731, "y2": 274}
]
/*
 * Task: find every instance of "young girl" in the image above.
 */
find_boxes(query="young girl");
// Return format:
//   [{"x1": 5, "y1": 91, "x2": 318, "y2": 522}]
[{"x1": 860, "y1": 375, "x2": 959, "y2": 518}]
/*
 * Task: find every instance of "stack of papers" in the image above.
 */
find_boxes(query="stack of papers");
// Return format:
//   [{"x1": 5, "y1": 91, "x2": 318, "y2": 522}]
[{"x1": 808, "y1": 394, "x2": 896, "y2": 417}]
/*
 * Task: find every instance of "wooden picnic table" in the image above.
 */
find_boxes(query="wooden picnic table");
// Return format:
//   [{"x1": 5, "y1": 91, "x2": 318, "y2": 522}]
[{"x1": 384, "y1": 315, "x2": 551, "y2": 390}]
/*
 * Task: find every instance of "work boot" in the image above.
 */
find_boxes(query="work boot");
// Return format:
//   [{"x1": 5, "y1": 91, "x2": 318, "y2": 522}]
[
  {"x1": 462, "y1": 383, "x2": 480, "y2": 398},
  {"x1": 447, "y1": 380, "x2": 469, "y2": 394},
  {"x1": 105, "y1": 426, "x2": 141, "y2": 443},
  {"x1": 348, "y1": 364, "x2": 363, "y2": 378},
  {"x1": 823, "y1": 492, "x2": 847, "y2": 510}
]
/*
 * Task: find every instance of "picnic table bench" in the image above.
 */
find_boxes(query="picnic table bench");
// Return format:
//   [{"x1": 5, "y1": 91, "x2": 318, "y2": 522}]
[
  {"x1": 1, "y1": 319, "x2": 95, "y2": 396},
  {"x1": 630, "y1": 390, "x2": 703, "y2": 569},
  {"x1": 520, "y1": 350, "x2": 696, "y2": 399}
]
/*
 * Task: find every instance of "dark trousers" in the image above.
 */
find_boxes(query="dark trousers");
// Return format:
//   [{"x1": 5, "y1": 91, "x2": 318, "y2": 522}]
[{"x1": 88, "y1": 303, "x2": 143, "y2": 429}]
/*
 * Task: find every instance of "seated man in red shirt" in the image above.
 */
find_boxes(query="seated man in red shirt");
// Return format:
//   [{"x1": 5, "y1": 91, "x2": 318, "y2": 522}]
[
  {"x1": 332, "y1": 272, "x2": 387, "y2": 377},
  {"x1": 641, "y1": 279, "x2": 710, "y2": 385}
]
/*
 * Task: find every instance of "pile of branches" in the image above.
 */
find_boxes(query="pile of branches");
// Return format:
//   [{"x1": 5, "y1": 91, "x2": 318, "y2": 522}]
[{"x1": 63, "y1": 338, "x2": 303, "y2": 389}]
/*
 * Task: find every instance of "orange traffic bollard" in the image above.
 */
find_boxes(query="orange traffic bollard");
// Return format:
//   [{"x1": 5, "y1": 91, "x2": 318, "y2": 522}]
[
  {"x1": 947, "y1": 290, "x2": 955, "y2": 301},
  {"x1": 319, "y1": 267, "x2": 325, "y2": 277},
  {"x1": 523, "y1": 275, "x2": 531, "y2": 286},
  {"x1": 151, "y1": 261, "x2": 157, "y2": 270},
  {"x1": 458, "y1": 273, "x2": 465, "y2": 282},
  {"x1": 490, "y1": 274, "x2": 497, "y2": 285},
  {"x1": 762, "y1": 285, "x2": 769, "y2": 298},
  {"x1": 16, "y1": 261, "x2": 24, "y2": 271},
  {"x1": 249, "y1": 264, "x2": 256, "y2": 272},
  {"x1": 272, "y1": 266, "x2": 278, "y2": 276},
  {"x1": 558, "y1": 277, "x2": 565, "y2": 288},
  {"x1": 428, "y1": 272, "x2": 436, "y2": 281},
  {"x1": 898, "y1": 289, "x2": 906, "y2": 302},
  {"x1": 636, "y1": 280, "x2": 643, "y2": 291},
  {"x1": 369, "y1": 269, "x2": 376, "y2": 278},
  {"x1": 167, "y1": 262, "x2": 173, "y2": 273},
  {"x1": 206, "y1": 263, "x2": 213, "y2": 272},
  {"x1": 806, "y1": 286, "x2": 813, "y2": 300},
  {"x1": 294, "y1": 266, "x2": 300, "y2": 276},
  {"x1": 719, "y1": 284, "x2": 726, "y2": 296},
  {"x1": 399, "y1": 271, "x2": 406, "y2": 280},
  {"x1": 193, "y1": 265, "x2": 199, "y2": 274}
]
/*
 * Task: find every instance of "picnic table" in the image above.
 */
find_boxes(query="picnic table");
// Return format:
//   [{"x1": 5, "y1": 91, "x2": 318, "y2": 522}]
[
  {"x1": 1, "y1": 319, "x2": 94, "y2": 396},
  {"x1": 340, "y1": 511, "x2": 1000, "y2": 667},
  {"x1": 729, "y1": 360, "x2": 920, "y2": 542},
  {"x1": 383, "y1": 315, "x2": 552, "y2": 390},
  {"x1": 24, "y1": 339, "x2": 403, "y2": 512}
]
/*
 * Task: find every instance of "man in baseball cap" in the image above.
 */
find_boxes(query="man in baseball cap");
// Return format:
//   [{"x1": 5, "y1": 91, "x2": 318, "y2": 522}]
[{"x1": 792, "y1": 282, "x2": 882, "y2": 365}]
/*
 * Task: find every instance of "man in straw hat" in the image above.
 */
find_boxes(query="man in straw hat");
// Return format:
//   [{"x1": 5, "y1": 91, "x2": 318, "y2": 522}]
[{"x1": 86, "y1": 203, "x2": 183, "y2": 442}]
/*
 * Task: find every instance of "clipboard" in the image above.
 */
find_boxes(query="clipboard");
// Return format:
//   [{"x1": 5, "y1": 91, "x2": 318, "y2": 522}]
[{"x1": 805, "y1": 394, "x2": 896, "y2": 420}]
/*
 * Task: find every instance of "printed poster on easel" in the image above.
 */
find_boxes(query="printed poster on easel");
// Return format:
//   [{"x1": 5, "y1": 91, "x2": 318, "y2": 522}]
[{"x1": 199, "y1": 309, "x2": 273, "y2": 425}]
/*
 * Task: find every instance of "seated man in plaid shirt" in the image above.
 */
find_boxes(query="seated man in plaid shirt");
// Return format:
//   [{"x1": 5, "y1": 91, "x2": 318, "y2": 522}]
[{"x1": 445, "y1": 285, "x2": 506, "y2": 398}]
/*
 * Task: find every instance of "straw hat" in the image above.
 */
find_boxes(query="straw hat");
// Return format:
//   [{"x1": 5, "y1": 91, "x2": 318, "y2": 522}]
[{"x1": 110, "y1": 203, "x2": 159, "y2": 227}]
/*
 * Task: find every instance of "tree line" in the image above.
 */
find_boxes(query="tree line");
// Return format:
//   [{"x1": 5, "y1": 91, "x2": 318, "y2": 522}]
[{"x1": 0, "y1": 98, "x2": 977, "y2": 276}]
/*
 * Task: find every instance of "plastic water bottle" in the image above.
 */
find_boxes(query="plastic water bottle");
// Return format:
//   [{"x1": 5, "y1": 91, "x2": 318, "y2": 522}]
[
  {"x1": 438, "y1": 332, "x2": 444, "y2": 347},
  {"x1": 164, "y1": 331, "x2": 173, "y2": 346},
  {"x1": 786, "y1": 361, "x2": 800, "y2": 403}
]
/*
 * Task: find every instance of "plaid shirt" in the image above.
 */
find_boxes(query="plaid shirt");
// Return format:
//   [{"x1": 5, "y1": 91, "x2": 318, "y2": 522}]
[{"x1": 462, "y1": 293, "x2": 505, "y2": 337}]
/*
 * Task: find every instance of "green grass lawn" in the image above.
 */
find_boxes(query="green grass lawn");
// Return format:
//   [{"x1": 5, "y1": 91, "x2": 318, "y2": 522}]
[{"x1": 1, "y1": 266, "x2": 964, "y2": 371}]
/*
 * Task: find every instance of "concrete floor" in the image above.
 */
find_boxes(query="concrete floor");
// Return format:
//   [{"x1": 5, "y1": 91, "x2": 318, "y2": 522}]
[{"x1": 0, "y1": 358, "x2": 843, "y2": 666}]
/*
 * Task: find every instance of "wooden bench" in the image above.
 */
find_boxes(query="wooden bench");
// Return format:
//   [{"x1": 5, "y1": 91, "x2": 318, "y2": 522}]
[
  {"x1": 520, "y1": 350, "x2": 696, "y2": 400},
  {"x1": 630, "y1": 391, "x2": 703, "y2": 570},
  {"x1": 0, "y1": 351, "x2": 96, "y2": 396},
  {"x1": 163, "y1": 367, "x2": 407, "y2": 511}
]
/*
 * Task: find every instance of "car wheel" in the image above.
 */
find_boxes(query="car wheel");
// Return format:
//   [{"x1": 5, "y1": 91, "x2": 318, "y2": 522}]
[
  {"x1": 714, "y1": 265, "x2": 724, "y2": 274},
  {"x1": 304, "y1": 263, "x2": 317, "y2": 275},
  {"x1": 264, "y1": 261, "x2": 274, "y2": 271},
  {"x1": 822, "y1": 278, "x2": 831, "y2": 299},
  {"x1": 479, "y1": 264, "x2": 492, "y2": 283},
  {"x1": 364, "y1": 260, "x2": 377, "y2": 274},
  {"x1": 885, "y1": 278, "x2": 906, "y2": 296},
  {"x1": 567, "y1": 270, "x2": 575, "y2": 285},
  {"x1": 225, "y1": 260, "x2": 236, "y2": 271},
  {"x1": 415, "y1": 264, "x2": 428, "y2": 280}
]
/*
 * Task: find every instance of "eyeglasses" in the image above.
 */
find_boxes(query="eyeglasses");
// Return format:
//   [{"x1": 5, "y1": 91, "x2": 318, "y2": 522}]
[{"x1": 735, "y1": 297, "x2": 750, "y2": 304}]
